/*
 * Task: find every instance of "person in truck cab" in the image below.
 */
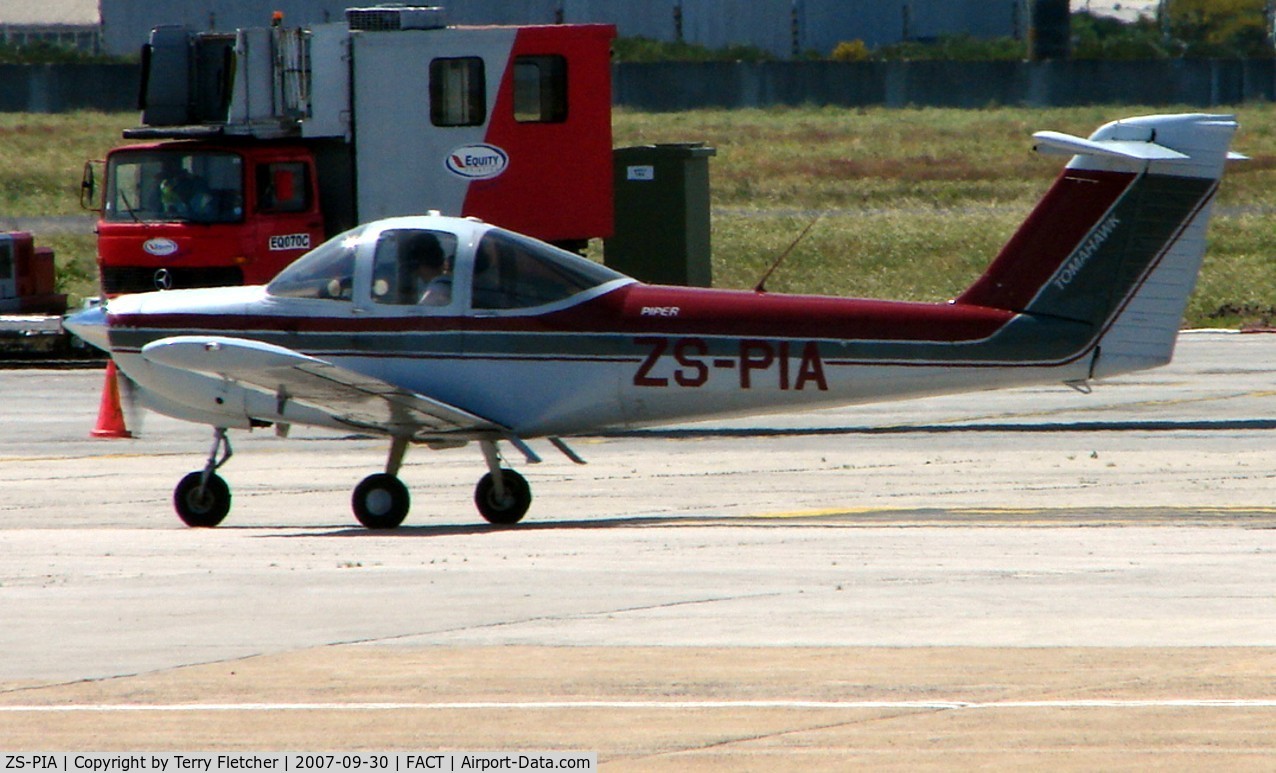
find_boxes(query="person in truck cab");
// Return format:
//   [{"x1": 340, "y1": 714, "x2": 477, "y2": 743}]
[{"x1": 159, "y1": 165, "x2": 213, "y2": 219}]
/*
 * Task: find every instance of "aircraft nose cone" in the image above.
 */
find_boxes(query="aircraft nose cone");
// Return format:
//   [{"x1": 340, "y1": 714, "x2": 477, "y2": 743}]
[{"x1": 64, "y1": 304, "x2": 110, "y2": 353}]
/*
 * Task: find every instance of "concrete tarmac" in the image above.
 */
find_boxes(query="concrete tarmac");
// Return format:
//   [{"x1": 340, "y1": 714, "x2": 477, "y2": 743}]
[{"x1": 3, "y1": 330, "x2": 1276, "y2": 767}]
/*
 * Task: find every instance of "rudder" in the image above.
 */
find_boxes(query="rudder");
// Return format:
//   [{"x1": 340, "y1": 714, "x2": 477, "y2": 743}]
[{"x1": 956, "y1": 113, "x2": 1239, "y2": 378}]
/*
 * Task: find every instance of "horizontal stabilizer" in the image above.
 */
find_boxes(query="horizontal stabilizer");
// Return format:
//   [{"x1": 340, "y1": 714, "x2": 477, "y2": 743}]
[{"x1": 1032, "y1": 131, "x2": 1189, "y2": 161}]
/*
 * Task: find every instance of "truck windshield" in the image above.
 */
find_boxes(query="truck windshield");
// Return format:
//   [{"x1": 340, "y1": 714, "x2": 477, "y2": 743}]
[{"x1": 104, "y1": 150, "x2": 244, "y2": 224}]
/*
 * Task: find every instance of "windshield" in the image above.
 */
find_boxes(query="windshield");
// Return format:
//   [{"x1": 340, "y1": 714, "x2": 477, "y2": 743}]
[
  {"x1": 104, "y1": 149, "x2": 244, "y2": 224},
  {"x1": 266, "y1": 226, "x2": 367, "y2": 300},
  {"x1": 472, "y1": 229, "x2": 627, "y2": 310}
]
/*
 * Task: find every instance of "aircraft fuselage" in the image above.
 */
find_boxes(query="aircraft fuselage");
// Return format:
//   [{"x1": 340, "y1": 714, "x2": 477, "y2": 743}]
[{"x1": 97, "y1": 279, "x2": 1095, "y2": 439}]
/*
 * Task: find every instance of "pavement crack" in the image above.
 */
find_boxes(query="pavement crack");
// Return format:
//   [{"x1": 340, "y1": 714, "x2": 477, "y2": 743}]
[
  {"x1": 336, "y1": 591, "x2": 791, "y2": 646},
  {"x1": 624, "y1": 709, "x2": 952, "y2": 765}
]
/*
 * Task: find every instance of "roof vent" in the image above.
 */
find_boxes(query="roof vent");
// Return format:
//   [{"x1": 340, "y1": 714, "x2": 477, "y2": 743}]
[{"x1": 346, "y1": 5, "x2": 446, "y2": 31}]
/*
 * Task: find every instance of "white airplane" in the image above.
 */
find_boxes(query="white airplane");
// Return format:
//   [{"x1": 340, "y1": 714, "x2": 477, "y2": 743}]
[{"x1": 67, "y1": 113, "x2": 1241, "y2": 529}]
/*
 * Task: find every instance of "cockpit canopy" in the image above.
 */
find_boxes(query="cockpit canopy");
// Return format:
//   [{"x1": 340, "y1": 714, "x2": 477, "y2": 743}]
[
  {"x1": 266, "y1": 217, "x2": 631, "y2": 313},
  {"x1": 267, "y1": 225, "x2": 365, "y2": 301}
]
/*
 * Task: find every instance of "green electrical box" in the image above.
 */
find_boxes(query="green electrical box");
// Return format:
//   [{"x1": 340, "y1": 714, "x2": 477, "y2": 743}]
[{"x1": 606, "y1": 143, "x2": 716, "y2": 287}]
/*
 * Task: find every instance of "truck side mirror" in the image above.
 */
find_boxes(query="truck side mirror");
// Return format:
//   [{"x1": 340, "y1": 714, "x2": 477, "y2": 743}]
[{"x1": 80, "y1": 161, "x2": 101, "y2": 211}]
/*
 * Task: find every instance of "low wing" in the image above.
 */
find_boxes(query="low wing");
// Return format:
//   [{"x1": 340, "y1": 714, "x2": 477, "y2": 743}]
[{"x1": 141, "y1": 335, "x2": 504, "y2": 438}]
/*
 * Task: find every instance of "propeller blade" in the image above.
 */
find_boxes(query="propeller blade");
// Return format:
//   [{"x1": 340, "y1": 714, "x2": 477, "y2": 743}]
[{"x1": 117, "y1": 368, "x2": 146, "y2": 437}]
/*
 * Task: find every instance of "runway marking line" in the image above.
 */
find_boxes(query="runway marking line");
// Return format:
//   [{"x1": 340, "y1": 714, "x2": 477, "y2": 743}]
[{"x1": 4, "y1": 699, "x2": 1276, "y2": 712}]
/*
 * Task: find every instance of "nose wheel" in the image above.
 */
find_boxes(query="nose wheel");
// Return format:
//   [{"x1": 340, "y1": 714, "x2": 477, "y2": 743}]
[
  {"x1": 174, "y1": 471, "x2": 231, "y2": 527},
  {"x1": 173, "y1": 428, "x2": 233, "y2": 527}
]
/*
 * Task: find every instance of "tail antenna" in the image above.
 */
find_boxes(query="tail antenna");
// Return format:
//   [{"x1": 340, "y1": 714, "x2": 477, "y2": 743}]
[{"x1": 754, "y1": 212, "x2": 823, "y2": 293}]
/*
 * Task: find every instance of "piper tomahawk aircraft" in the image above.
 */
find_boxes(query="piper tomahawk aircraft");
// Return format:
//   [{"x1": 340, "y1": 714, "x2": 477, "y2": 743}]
[{"x1": 67, "y1": 113, "x2": 1240, "y2": 529}]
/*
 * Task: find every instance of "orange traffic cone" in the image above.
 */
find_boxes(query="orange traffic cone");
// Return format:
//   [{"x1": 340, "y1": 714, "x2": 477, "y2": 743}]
[{"x1": 91, "y1": 360, "x2": 132, "y2": 439}]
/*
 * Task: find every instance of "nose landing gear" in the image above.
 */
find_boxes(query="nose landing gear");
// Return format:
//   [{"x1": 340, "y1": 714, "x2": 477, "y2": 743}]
[{"x1": 173, "y1": 427, "x2": 233, "y2": 527}]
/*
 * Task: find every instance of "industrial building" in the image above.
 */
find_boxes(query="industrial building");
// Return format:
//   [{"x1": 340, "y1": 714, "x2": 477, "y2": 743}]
[
  {"x1": 0, "y1": 1, "x2": 1096, "y2": 59},
  {"x1": 0, "y1": 0, "x2": 101, "y2": 52}
]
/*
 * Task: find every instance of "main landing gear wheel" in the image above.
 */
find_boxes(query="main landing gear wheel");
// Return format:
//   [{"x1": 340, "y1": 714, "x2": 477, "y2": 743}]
[
  {"x1": 475, "y1": 469, "x2": 532, "y2": 525},
  {"x1": 174, "y1": 471, "x2": 232, "y2": 528},
  {"x1": 352, "y1": 473, "x2": 411, "y2": 529}
]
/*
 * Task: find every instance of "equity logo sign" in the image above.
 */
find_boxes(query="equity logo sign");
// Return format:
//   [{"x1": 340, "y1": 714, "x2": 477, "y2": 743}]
[{"x1": 445, "y1": 144, "x2": 509, "y2": 180}]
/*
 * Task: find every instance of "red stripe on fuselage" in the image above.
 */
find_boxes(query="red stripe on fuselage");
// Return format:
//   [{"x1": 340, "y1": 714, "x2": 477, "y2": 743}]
[
  {"x1": 111, "y1": 283, "x2": 1014, "y2": 343},
  {"x1": 956, "y1": 168, "x2": 1136, "y2": 312},
  {"x1": 610, "y1": 285, "x2": 1012, "y2": 340}
]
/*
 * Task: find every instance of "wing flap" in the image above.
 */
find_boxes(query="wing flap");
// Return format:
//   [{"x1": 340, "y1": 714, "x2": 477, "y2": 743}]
[{"x1": 141, "y1": 336, "x2": 502, "y2": 437}]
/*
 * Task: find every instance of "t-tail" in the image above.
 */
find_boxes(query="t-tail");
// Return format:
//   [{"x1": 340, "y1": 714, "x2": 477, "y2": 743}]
[{"x1": 955, "y1": 113, "x2": 1240, "y2": 379}]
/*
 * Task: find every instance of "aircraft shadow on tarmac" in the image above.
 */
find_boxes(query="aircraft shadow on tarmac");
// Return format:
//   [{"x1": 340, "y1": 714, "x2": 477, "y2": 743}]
[
  {"x1": 257, "y1": 512, "x2": 799, "y2": 538},
  {"x1": 240, "y1": 418, "x2": 1276, "y2": 536},
  {"x1": 601, "y1": 418, "x2": 1276, "y2": 437}
]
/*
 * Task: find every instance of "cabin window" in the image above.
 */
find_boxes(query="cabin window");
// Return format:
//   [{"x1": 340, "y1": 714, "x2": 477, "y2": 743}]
[
  {"x1": 513, "y1": 55, "x2": 567, "y2": 123},
  {"x1": 256, "y1": 162, "x2": 310, "y2": 213},
  {"x1": 371, "y1": 228, "x2": 459, "y2": 308},
  {"x1": 471, "y1": 229, "x2": 625, "y2": 310},
  {"x1": 266, "y1": 226, "x2": 365, "y2": 301},
  {"x1": 430, "y1": 57, "x2": 486, "y2": 127}
]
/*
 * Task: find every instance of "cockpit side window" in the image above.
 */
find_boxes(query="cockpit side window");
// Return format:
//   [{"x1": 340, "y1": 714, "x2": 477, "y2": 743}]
[
  {"x1": 471, "y1": 229, "x2": 624, "y2": 310},
  {"x1": 266, "y1": 226, "x2": 365, "y2": 300},
  {"x1": 371, "y1": 229, "x2": 459, "y2": 308}
]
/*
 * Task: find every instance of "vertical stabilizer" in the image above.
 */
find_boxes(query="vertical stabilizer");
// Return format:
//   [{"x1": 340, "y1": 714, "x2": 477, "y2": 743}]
[{"x1": 956, "y1": 113, "x2": 1238, "y2": 378}]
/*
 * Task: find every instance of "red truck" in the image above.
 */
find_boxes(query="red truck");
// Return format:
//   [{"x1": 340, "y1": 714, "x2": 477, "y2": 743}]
[
  {"x1": 85, "y1": 6, "x2": 615, "y2": 295},
  {"x1": 0, "y1": 232, "x2": 68, "y2": 354}
]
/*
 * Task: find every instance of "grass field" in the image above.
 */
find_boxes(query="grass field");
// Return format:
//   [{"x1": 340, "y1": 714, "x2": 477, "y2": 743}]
[
  {"x1": 6, "y1": 105, "x2": 1276, "y2": 326},
  {"x1": 619, "y1": 104, "x2": 1276, "y2": 328}
]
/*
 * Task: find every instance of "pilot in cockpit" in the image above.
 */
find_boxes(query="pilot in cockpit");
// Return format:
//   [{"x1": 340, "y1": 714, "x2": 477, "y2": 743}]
[{"x1": 404, "y1": 231, "x2": 453, "y2": 306}]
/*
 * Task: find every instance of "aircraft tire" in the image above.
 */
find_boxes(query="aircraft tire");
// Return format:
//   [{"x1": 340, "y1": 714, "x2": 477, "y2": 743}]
[
  {"x1": 174, "y1": 471, "x2": 232, "y2": 528},
  {"x1": 475, "y1": 469, "x2": 532, "y2": 525},
  {"x1": 352, "y1": 473, "x2": 410, "y2": 529}
]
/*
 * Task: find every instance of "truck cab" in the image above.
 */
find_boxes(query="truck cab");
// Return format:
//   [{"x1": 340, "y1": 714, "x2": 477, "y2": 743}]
[
  {"x1": 89, "y1": 6, "x2": 615, "y2": 297},
  {"x1": 97, "y1": 141, "x2": 325, "y2": 294}
]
